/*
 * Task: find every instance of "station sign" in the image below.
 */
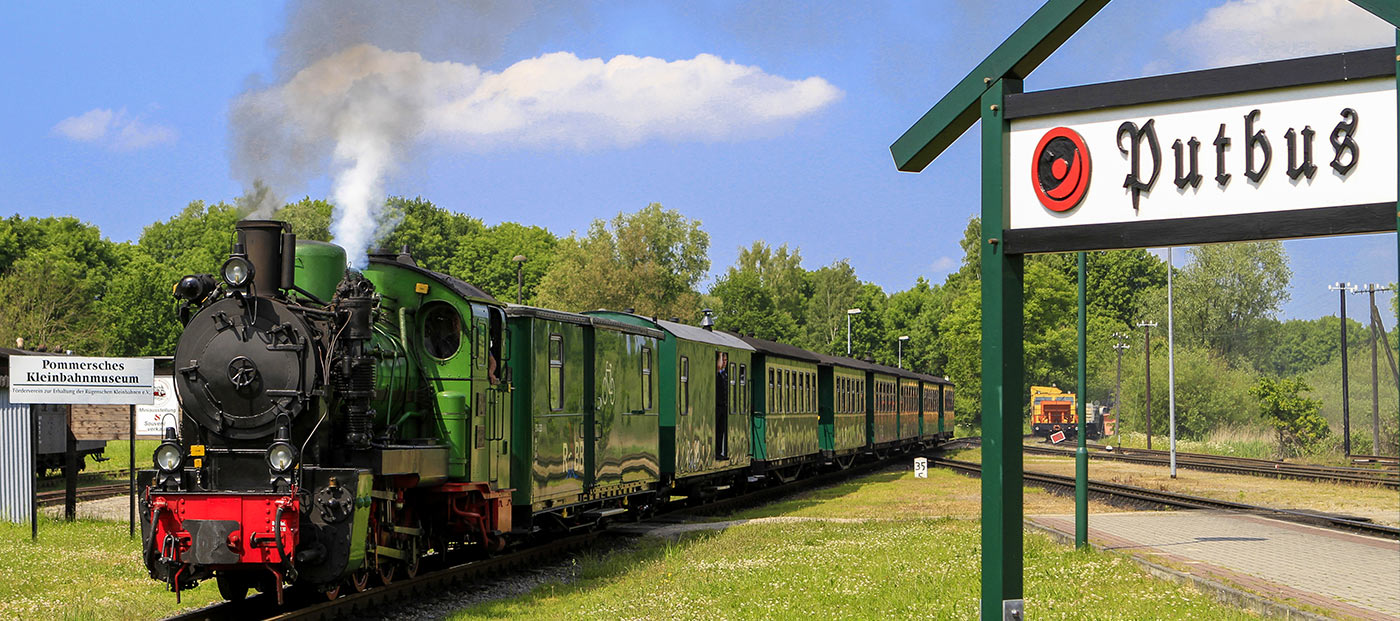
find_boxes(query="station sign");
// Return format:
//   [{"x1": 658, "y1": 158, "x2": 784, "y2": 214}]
[
  {"x1": 7, "y1": 356, "x2": 154, "y2": 405},
  {"x1": 1006, "y1": 71, "x2": 1397, "y2": 252}
]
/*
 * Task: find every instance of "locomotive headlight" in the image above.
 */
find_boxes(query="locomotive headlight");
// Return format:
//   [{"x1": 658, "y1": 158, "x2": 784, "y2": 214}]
[
  {"x1": 221, "y1": 256, "x2": 253, "y2": 288},
  {"x1": 266, "y1": 442, "x2": 296, "y2": 473},
  {"x1": 153, "y1": 443, "x2": 182, "y2": 472}
]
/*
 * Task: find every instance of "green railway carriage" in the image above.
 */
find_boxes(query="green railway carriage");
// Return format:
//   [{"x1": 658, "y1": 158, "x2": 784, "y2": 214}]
[
  {"x1": 733, "y1": 334, "x2": 822, "y2": 471},
  {"x1": 505, "y1": 306, "x2": 664, "y2": 524},
  {"x1": 898, "y1": 374, "x2": 921, "y2": 442},
  {"x1": 917, "y1": 374, "x2": 953, "y2": 441},
  {"x1": 585, "y1": 312, "x2": 754, "y2": 486},
  {"x1": 814, "y1": 353, "x2": 872, "y2": 459},
  {"x1": 868, "y1": 368, "x2": 901, "y2": 448}
]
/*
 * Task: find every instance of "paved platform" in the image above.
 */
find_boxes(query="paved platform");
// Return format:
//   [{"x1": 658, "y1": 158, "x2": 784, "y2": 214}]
[{"x1": 1029, "y1": 511, "x2": 1400, "y2": 620}]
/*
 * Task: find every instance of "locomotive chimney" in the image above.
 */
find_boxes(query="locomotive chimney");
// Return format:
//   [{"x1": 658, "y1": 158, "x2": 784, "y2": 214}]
[{"x1": 235, "y1": 220, "x2": 291, "y2": 296}]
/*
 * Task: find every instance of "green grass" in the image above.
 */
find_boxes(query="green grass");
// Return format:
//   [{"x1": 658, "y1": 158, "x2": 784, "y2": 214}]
[
  {"x1": 91, "y1": 440, "x2": 160, "y2": 473},
  {"x1": 1097, "y1": 427, "x2": 1276, "y2": 460},
  {"x1": 449, "y1": 518, "x2": 1257, "y2": 620},
  {"x1": 0, "y1": 518, "x2": 220, "y2": 620},
  {"x1": 446, "y1": 468, "x2": 1262, "y2": 620}
]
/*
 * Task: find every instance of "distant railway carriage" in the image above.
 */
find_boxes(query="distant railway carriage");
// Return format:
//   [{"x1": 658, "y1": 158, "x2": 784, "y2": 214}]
[
  {"x1": 585, "y1": 312, "x2": 754, "y2": 490},
  {"x1": 735, "y1": 334, "x2": 821, "y2": 479},
  {"x1": 814, "y1": 353, "x2": 869, "y2": 464},
  {"x1": 917, "y1": 373, "x2": 953, "y2": 442},
  {"x1": 505, "y1": 306, "x2": 664, "y2": 525}
]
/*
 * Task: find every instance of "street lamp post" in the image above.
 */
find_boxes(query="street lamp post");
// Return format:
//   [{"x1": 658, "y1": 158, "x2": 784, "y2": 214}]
[
  {"x1": 846, "y1": 308, "x2": 862, "y2": 355},
  {"x1": 898, "y1": 335, "x2": 910, "y2": 368},
  {"x1": 512, "y1": 255, "x2": 526, "y2": 304}
]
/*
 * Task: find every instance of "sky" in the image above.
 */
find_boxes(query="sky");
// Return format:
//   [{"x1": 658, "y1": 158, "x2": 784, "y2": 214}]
[{"x1": 0, "y1": 0, "x2": 1396, "y2": 320}]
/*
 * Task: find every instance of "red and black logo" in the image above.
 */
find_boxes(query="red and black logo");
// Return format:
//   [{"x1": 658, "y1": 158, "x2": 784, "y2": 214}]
[{"x1": 1032, "y1": 127, "x2": 1091, "y2": 212}]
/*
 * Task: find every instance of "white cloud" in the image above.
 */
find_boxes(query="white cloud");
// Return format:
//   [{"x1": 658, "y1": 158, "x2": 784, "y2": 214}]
[
  {"x1": 53, "y1": 108, "x2": 115, "y2": 142},
  {"x1": 231, "y1": 44, "x2": 842, "y2": 263},
  {"x1": 1170, "y1": 0, "x2": 1393, "y2": 68},
  {"x1": 931, "y1": 256, "x2": 958, "y2": 272},
  {"x1": 52, "y1": 107, "x2": 176, "y2": 151}
]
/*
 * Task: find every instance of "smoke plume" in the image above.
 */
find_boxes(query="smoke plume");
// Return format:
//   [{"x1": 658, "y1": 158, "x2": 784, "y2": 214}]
[{"x1": 229, "y1": 2, "x2": 841, "y2": 267}]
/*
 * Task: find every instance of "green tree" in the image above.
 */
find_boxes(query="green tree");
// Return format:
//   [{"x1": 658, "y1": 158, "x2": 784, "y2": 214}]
[
  {"x1": 710, "y1": 269, "x2": 798, "y2": 341},
  {"x1": 378, "y1": 196, "x2": 486, "y2": 272},
  {"x1": 450, "y1": 221, "x2": 558, "y2": 303},
  {"x1": 884, "y1": 277, "x2": 944, "y2": 375},
  {"x1": 1251, "y1": 376, "x2": 1329, "y2": 456},
  {"x1": 0, "y1": 252, "x2": 107, "y2": 352},
  {"x1": 96, "y1": 252, "x2": 184, "y2": 355},
  {"x1": 535, "y1": 203, "x2": 709, "y2": 319},
  {"x1": 804, "y1": 260, "x2": 862, "y2": 354},
  {"x1": 138, "y1": 201, "x2": 245, "y2": 275},
  {"x1": 274, "y1": 198, "x2": 335, "y2": 241},
  {"x1": 1170, "y1": 242, "x2": 1291, "y2": 362}
]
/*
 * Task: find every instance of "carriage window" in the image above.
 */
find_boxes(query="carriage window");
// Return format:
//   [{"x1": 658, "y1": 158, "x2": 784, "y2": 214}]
[
  {"x1": 548, "y1": 334, "x2": 564, "y2": 411},
  {"x1": 679, "y1": 356, "x2": 689, "y2": 416},
  {"x1": 421, "y1": 302, "x2": 462, "y2": 360},
  {"x1": 733, "y1": 360, "x2": 744, "y2": 414},
  {"x1": 739, "y1": 365, "x2": 747, "y2": 414},
  {"x1": 785, "y1": 370, "x2": 792, "y2": 413},
  {"x1": 642, "y1": 347, "x2": 653, "y2": 411},
  {"x1": 767, "y1": 368, "x2": 774, "y2": 413},
  {"x1": 776, "y1": 369, "x2": 783, "y2": 413}
]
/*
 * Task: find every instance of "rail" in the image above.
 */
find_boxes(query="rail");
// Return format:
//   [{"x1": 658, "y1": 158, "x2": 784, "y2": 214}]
[
  {"x1": 1021, "y1": 444, "x2": 1399, "y2": 489},
  {"x1": 931, "y1": 457, "x2": 1400, "y2": 541}
]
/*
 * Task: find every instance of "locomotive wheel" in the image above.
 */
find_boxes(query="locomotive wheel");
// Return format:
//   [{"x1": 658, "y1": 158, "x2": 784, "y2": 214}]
[
  {"x1": 377, "y1": 561, "x2": 396, "y2": 585},
  {"x1": 323, "y1": 584, "x2": 341, "y2": 601},
  {"x1": 350, "y1": 567, "x2": 371, "y2": 593},
  {"x1": 403, "y1": 546, "x2": 421, "y2": 579},
  {"x1": 215, "y1": 573, "x2": 249, "y2": 601}
]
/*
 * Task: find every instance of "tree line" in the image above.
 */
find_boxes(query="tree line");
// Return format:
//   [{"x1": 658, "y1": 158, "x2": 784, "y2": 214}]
[{"x1": 1, "y1": 197, "x2": 1395, "y2": 455}]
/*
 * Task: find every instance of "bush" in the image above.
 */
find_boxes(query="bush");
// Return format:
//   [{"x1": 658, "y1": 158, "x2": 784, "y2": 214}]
[{"x1": 1250, "y1": 377, "x2": 1329, "y2": 457}]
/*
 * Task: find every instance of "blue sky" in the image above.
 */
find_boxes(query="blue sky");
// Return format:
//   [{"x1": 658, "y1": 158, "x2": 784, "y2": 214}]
[{"x1": 0, "y1": 0, "x2": 1395, "y2": 320}]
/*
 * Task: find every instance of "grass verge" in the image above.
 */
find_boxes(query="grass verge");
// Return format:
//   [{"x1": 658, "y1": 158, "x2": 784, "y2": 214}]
[
  {"x1": 448, "y1": 468, "x2": 1261, "y2": 620},
  {"x1": 0, "y1": 518, "x2": 219, "y2": 620}
]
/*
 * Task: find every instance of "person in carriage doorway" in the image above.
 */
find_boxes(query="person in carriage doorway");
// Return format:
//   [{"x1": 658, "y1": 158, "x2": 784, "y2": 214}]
[{"x1": 716, "y1": 352, "x2": 729, "y2": 460}]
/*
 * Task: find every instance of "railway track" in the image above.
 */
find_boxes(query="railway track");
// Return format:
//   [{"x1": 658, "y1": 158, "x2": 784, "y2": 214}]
[
  {"x1": 36, "y1": 482, "x2": 130, "y2": 507},
  {"x1": 162, "y1": 446, "x2": 926, "y2": 620},
  {"x1": 1021, "y1": 443, "x2": 1400, "y2": 489},
  {"x1": 932, "y1": 457, "x2": 1400, "y2": 540}
]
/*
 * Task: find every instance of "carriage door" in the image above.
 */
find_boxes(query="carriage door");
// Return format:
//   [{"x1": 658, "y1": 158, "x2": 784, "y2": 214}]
[
  {"x1": 469, "y1": 306, "x2": 501, "y2": 483},
  {"x1": 715, "y1": 351, "x2": 729, "y2": 460},
  {"x1": 488, "y1": 307, "x2": 509, "y2": 485}
]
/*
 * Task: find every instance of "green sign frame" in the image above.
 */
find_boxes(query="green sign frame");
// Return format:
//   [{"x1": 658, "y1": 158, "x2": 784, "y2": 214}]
[{"x1": 892, "y1": 2, "x2": 1400, "y2": 619}]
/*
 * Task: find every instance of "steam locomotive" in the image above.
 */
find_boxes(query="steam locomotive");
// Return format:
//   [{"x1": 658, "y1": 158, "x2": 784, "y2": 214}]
[{"x1": 140, "y1": 220, "x2": 954, "y2": 602}]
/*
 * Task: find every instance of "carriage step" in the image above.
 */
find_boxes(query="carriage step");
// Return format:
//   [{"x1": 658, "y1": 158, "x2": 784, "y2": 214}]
[{"x1": 581, "y1": 507, "x2": 628, "y2": 519}]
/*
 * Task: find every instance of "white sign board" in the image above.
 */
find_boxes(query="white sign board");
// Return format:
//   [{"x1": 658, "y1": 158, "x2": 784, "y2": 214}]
[
  {"x1": 7, "y1": 356, "x2": 154, "y2": 405},
  {"x1": 135, "y1": 376, "x2": 178, "y2": 437},
  {"x1": 1009, "y1": 77, "x2": 1397, "y2": 231},
  {"x1": 913, "y1": 457, "x2": 928, "y2": 479}
]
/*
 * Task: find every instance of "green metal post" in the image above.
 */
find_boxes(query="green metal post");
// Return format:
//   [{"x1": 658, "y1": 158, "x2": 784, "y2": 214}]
[
  {"x1": 980, "y1": 77, "x2": 1025, "y2": 621},
  {"x1": 1076, "y1": 252, "x2": 1088, "y2": 549}
]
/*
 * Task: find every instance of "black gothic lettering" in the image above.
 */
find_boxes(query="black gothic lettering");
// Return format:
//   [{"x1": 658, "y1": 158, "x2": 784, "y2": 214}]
[
  {"x1": 1117, "y1": 119, "x2": 1160, "y2": 211},
  {"x1": 1243, "y1": 109, "x2": 1271, "y2": 183},
  {"x1": 1330, "y1": 108, "x2": 1359, "y2": 176},
  {"x1": 1213, "y1": 123, "x2": 1230, "y2": 187},
  {"x1": 1173, "y1": 137, "x2": 1202, "y2": 189},
  {"x1": 1285, "y1": 126, "x2": 1317, "y2": 180}
]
